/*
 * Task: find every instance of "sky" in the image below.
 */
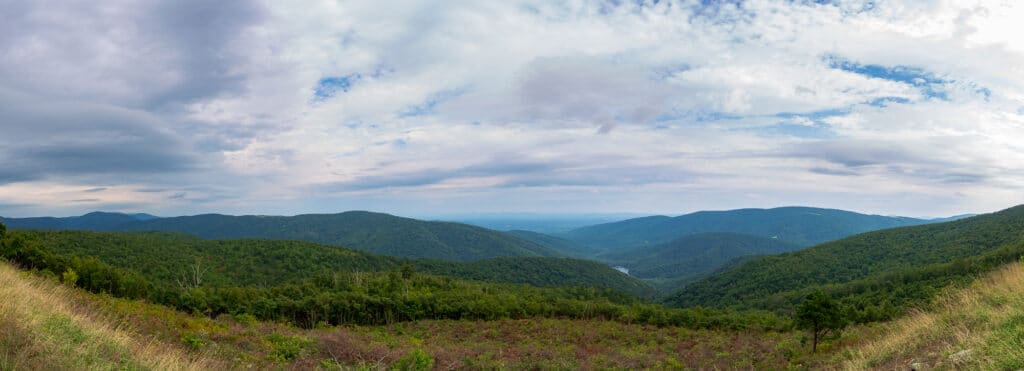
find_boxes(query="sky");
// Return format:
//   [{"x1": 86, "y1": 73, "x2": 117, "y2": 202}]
[{"x1": 2, "y1": 0, "x2": 1024, "y2": 218}]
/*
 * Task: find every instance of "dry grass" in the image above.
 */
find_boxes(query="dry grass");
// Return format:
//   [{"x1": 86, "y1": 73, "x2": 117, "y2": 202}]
[
  {"x1": 316, "y1": 317, "x2": 808, "y2": 370},
  {"x1": 0, "y1": 262, "x2": 220, "y2": 370},
  {"x1": 843, "y1": 261, "x2": 1024, "y2": 370}
]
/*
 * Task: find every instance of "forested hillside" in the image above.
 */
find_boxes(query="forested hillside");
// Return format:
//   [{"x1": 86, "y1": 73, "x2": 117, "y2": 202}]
[
  {"x1": 2, "y1": 211, "x2": 563, "y2": 262},
  {"x1": 19, "y1": 230, "x2": 649, "y2": 297},
  {"x1": 601, "y1": 232, "x2": 800, "y2": 292},
  {"x1": 506, "y1": 230, "x2": 595, "y2": 257},
  {"x1": 0, "y1": 224, "x2": 777, "y2": 330},
  {"x1": 666, "y1": 205, "x2": 1024, "y2": 323},
  {"x1": 562, "y1": 206, "x2": 928, "y2": 251}
]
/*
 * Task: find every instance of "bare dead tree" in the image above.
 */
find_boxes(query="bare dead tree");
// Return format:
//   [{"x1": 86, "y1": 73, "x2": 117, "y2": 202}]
[{"x1": 176, "y1": 257, "x2": 210, "y2": 290}]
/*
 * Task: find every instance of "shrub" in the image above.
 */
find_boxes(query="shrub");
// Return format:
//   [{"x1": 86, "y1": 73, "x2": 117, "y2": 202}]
[
  {"x1": 393, "y1": 348, "x2": 433, "y2": 371},
  {"x1": 61, "y1": 268, "x2": 78, "y2": 287}
]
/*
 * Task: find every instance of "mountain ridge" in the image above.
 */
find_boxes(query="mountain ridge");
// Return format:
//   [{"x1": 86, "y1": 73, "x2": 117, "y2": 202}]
[
  {"x1": 2, "y1": 211, "x2": 564, "y2": 262},
  {"x1": 560, "y1": 206, "x2": 932, "y2": 251}
]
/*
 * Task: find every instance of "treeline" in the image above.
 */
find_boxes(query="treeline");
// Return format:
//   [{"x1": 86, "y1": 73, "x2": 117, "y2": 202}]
[
  {"x1": 0, "y1": 224, "x2": 785, "y2": 331},
  {"x1": 0, "y1": 227, "x2": 150, "y2": 299},
  {"x1": 666, "y1": 205, "x2": 1024, "y2": 323}
]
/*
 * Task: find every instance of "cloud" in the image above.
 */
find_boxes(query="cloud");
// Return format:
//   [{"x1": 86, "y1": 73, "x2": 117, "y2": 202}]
[
  {"x1": 0, "y1": 0, "x2": 265, "y2": 107},
  {"x1": 785, "y1": 140, "x2": 930, "y2": 168},
  {"x1": 3, "y1": 0, "x2": 1024, "y2": 218},
  {"x1": 0, "y1": 89, "x2": 199, "y2": 184},
  {"x1": 509, "y1": 56, "x2": 676, "y2": 131}
]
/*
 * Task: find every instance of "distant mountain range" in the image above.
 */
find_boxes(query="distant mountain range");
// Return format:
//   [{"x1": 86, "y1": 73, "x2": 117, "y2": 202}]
[
  {"x1": 0, "y1": 211, "x2": 157, "y2": 230},
  {"x1": 1, "y1": 211, "x2": 561, "y2": 262},
  {"x1": 559, "y1": 206, "x2": 937, "y2": 251},
  {"x1": 1, "y1": 206, "x2": 973, "y2": 297}
]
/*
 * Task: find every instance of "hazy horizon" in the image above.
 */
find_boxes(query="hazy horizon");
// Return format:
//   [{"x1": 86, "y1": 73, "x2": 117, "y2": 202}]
[{"x1": 0, "y1": 205, "x2": 982, "y2": 222}]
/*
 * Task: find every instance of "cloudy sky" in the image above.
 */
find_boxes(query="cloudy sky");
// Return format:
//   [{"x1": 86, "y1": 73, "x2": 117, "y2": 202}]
[{"x1": 2, "y1": 0, "x2": 1024, "y2": 218}]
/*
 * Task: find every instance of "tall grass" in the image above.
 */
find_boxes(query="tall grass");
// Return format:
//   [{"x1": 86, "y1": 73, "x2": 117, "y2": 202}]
[
  {"x1": 0, "y1": 262, "x2": 217, "y2": 370},
  {"x1": 844, "y1": 261, "x2": 1024, "y2": 369}
]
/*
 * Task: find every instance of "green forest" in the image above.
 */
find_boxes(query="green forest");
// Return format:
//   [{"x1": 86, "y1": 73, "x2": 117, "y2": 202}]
[{"x1": 0, "y1": 225, "x2": 783, "y2": 330}]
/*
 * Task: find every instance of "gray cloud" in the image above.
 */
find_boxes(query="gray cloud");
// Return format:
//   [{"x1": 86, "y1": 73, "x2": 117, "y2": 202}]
[
  {"x1": 319, "y1": 157, "x2": 694, "y2": 192},
  {"x1": 787, "y1": 139, "x2": 994, "y2": 185},
  {"x1": 808, "y1": 167, "x2": 860, "y2": 177},
  {"x1": 512, "y1": 57, "x2": 676, "y2": 131},
  {"x1": 497, "y1": 164, "x2": 694, "y2": 188},
  {"x1": 320, "y1": 160, "x2": 561, "y2": 192},
  {"x1": 0, "y1": 89, "x2": 197, "y2": 184},
  {"x1": 138, "y1": 0, "x2": 266, "y2": 107},
  {"x1": 785, "y1": 140, "x2": 932, "y2": 168},
  {"x1": 0, "y1": 0, "x2": 265, "y2": 108}
]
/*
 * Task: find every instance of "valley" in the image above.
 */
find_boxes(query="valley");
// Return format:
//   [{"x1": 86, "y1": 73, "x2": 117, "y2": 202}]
[{"x1": 3, "y1": 205, "x2": 1023, "y2": 368}]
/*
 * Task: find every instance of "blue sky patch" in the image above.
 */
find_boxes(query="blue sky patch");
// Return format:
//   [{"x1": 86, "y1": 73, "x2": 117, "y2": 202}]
[
  {"x1": 865, "y1": 96, "x2": 911, "y2": 107},
  {"x1": 825, "y1": 55, "x2": 948, "y2": 100},
  {"x1": 774, "y1": 106, "x2": 849, "y2": 121},
  {"x1": 399, "y1": 88, "x2": 465, "y2": 117},
  {"x1": 313, "y1": 74, "x2": 360, "y2": 100}
]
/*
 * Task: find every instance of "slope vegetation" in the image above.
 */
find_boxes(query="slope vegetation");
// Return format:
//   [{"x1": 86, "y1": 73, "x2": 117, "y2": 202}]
[
  {"x1": 563, "y1": 206, "x2": 927, "y2": 250},
  {"x1": 0, "y1": 258, "x2": 813, "y2": 369},
  {"x1": 0, "y1": 261, "x2": 214, "y2": 370},
  {"x1": 666, "y1": 205, "x2": 1024, "y2": 322},
  {"x1": 845, "y1": 261, "x2": 1024, "y2": 369},
  {"x1": 507, "y1": 229, "x2": 595, "y2": 257}
]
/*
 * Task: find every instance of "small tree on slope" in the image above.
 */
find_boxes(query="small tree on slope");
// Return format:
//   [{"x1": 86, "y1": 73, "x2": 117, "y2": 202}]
[{"x1": 795, "y1": 290, "x2": 846, "y2": 353}]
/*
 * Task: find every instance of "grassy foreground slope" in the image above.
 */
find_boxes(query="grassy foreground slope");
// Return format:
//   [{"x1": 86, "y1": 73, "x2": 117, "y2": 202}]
[
  {"x1": 845, "y1": 261, "x2": 1024, "y2": 369},
  {"x1": 667, "y1": 205, "x2": 1024, "y2": 322},
  {"x1": 0, "y1": 262, "x2": 215, "y2": 370},
  {"x1": 0, "y1": 258, "x2": 828, "y2": 369}
]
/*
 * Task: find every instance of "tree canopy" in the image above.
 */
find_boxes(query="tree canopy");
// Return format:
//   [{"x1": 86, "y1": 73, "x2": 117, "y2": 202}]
[{"x1": 794, "y1": 291, "x2": 846, "y2": 352}]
